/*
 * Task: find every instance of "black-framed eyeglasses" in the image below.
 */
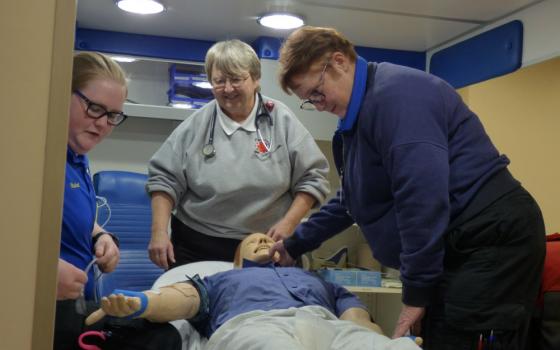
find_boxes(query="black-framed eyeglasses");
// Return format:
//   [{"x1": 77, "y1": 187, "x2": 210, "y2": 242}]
[
  {"x1": 73, "y1": 90, "x2": 128, "y2": 126},
  {"x1": 300, "y1": 61, "x2": 329, "y2": 111},
  {"x1": 211, "y1": 75, "x2": 250, "y2": 90}
]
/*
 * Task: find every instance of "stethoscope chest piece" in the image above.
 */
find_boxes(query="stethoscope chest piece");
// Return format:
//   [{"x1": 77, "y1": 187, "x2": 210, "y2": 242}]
[{"x1": 202, "y1": 143, "x2": 216, "y2": 158}]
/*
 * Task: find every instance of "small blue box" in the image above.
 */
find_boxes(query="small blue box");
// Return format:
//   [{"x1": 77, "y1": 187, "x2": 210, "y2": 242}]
[
  {"x1": 317, "y1": 268, "x2": 381, "y2": 287},
  {"x1": 169, "y1": 64, "x2": 208, "y2": 85},
  {"x1": 357, "y1": 271, "x2": 381, "y2": 287}
]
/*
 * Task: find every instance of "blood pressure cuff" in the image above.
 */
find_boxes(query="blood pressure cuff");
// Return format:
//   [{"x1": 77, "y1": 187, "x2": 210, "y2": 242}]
[{"x1": 183, "y1": 274, "x2": 210, "y2": 324}]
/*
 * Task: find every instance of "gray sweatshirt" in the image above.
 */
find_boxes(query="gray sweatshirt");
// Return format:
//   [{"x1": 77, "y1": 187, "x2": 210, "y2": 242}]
[{"x1": 146, "y1": 95, "x2": 330, "y2": 239}]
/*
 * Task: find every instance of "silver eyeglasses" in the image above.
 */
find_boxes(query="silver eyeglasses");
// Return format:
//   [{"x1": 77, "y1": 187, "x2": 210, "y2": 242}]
[
  {"x1": 211, "y1": 75, "x2": 250, "y2": 90},
  {"x1": 300, "y1": 61, "x2": 329, "y2": 111},
  {"x1": 74, "y1": 90, "x2": 128, "y2": 126}
]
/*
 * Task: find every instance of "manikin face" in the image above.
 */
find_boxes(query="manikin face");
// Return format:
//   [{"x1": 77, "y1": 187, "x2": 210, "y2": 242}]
[
  {"x1": 290, "y1": 52, "x2": 355, "y2": 118},
  {"x1": 68, "y1": 78, "x2": 126, "y2": 155},
  {"x1": 237, "y1": 233, "x2": 275, "y2": 266}
]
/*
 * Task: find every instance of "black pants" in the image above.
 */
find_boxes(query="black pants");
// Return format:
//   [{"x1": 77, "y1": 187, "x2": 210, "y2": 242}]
[
  {"x1": 170, "y1": 215, "x2": 241, "y2": 267},
  {"x1": 54, "y1": 299, "x2": 102, "y2": 350},
  {"x1": 421, "y1": 187, "x2": 545, "y2": 350}
]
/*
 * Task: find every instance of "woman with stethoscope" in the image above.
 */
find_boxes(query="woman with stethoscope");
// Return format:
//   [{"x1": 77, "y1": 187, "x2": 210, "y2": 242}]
[
  {"x1": 202, "y1": 92, "x2": 274, "y2": 158},
  {"x1": 146, "y1": 39, "x2": 330, "y2": 269}
]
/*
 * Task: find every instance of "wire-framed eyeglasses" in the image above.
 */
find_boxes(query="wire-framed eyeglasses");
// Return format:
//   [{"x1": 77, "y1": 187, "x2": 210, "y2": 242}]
[
  {"x1": 211, "y1": 75, "x2": 250, "y2": 90},
  {"x1": 300, "y1": 61, "x2": 329, "y2": 111},
  {"x1": 73, "y1": 90, "x2": 128, "y2": 126}
]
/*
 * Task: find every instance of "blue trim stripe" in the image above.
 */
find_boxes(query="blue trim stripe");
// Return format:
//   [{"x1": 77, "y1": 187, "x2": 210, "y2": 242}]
[
  {"x1": 430, "y1": 20, "x2": 523, "y2": 88},
  {"x1": 75, "y1": 28, "x2": 425, "y2": 70},
  {"x1": 75, "y1": 25, "x2": 523, "y2": 90}
]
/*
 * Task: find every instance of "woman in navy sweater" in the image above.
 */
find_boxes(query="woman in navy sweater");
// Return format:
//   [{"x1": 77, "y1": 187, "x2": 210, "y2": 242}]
[{"x1": 270, "y1": 26, "x2": 545, "y2": 350}]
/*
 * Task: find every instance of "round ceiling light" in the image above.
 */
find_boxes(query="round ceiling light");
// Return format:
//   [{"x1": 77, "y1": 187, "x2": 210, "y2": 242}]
[
  {"x1": 116, "y1": 0, "x2": 166, "y2": 15},
  {"x1": 257, "y1": 13, "x2": 304, "y2": 30}
]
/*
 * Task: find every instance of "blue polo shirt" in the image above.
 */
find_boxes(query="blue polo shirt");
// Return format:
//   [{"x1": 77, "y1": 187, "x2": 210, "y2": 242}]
[
  {"x1": 199, "y1": 262, "x2": 366, "y2": 338},
  {"x1": 60, "y1": 147, "x2": 97, "y2": 298}
]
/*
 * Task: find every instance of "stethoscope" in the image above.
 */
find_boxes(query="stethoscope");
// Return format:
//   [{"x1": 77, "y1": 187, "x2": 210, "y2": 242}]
[{"x1": 202, "y1": 93, "x2": 273, "y2": 158}]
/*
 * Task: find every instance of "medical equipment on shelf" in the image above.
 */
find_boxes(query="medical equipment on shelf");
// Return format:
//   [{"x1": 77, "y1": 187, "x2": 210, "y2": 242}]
[{"x1": 202, "y1": 93, "x2": 273, "y2": 158}]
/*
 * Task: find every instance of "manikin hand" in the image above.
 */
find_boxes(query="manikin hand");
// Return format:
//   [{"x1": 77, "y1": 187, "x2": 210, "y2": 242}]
[
  {"x1": 268, "y1": 240, "x2": 296, "y2": 266},
  {"x1": 148, "y1": 230, "x2": 175, "y2": 270},
  {"x1": 86, "y1": 284, "x2": 200, "y2": 326},
  {"x1": 86, "y1": 292, "x2": 143, "y2": 325},
  {"x1": 392, "y1": 305, "x2": 425, "y2": 338},
  {"x1": 57, "y1": 259, "x2": 88, "y2": 300}
]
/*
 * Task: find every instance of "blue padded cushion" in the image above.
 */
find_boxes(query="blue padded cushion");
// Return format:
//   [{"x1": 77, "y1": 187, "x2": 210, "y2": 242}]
[
  {"x1": 96, "y1": 250, "x2": 164, "y2": 296},
  {"x1": 93, "y1": 171, "x2": 150, "y2": 206},
  {"x1": 93, "y1": 171, "x2": 164, "y2": 296},
  {"x1": 94, "y1": 171, "x2": 152, "y2": 250},
  {"x1": 430, "y1": 20, "x2": 523, "y2": 89}
]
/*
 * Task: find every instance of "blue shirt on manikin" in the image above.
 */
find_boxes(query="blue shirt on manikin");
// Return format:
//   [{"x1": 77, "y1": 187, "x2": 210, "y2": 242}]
[
  {"x1": 285, "y1": 57, "x2": 511, "y2": 306},
  {"x1": 60, "y1": 147, "x2": 97, "y2": 298},
  {"x1": 198, "y1": 261, "x2": 365, "y2": 338}
]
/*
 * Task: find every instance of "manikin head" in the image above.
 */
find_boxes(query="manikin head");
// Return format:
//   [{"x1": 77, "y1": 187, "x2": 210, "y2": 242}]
[{"x1": 233, "y1": 233, "x2": 276, "y2": 268}]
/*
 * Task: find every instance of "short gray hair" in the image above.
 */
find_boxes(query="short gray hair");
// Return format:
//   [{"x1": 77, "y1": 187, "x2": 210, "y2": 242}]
[{"x1": 205, "y1": 39, "x2": 261, "y2": 83}]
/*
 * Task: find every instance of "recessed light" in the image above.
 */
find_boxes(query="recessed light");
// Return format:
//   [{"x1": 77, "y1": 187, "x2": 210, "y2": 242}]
[
  {"x1": 257, "y1": 13, "x2": 305, "y2": 30},
  {"x1": 116, "y1": 0, "x2": 165, "y2": 15}
]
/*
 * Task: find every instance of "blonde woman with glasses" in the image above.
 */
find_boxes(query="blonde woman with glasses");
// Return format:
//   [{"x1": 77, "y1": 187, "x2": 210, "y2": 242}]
[
  {"x1": 146, "y1": 40, "x2": 329, "y2": 269},
  {"x1": 55, "y1": 51, "x2": 127, "y2": 349}
]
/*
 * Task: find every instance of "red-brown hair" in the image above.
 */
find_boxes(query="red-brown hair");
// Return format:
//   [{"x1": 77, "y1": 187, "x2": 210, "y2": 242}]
[{"x1": 278, "y1": 26, "x2": 357, "y2": 94}]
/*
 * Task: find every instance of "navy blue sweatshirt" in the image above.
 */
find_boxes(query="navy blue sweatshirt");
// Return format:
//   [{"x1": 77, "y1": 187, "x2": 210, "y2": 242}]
[{"x1": 285, "y1": 57, "x2": 510, "y2": 306}]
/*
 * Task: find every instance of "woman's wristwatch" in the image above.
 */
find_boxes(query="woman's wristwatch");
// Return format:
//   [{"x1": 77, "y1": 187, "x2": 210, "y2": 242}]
[{"x1": 92, "y1": 231, "x2": 120, "y2": 248}]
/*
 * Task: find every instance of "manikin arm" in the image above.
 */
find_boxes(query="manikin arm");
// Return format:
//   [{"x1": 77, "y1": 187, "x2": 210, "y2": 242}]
[
  {"x1": 85, "y1": 283, "x2": 200, "y2": 325},
  {"x1": 340, "y1": 308, "x2": 423, "y2": 346},
  {"x1": 340, "y1": 307, "x2": 383, "y2": 334}
]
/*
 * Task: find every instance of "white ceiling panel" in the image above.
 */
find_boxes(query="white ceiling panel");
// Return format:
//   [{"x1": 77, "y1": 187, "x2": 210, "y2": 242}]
[{"x1": 76, "y1": 0, "x2": 544, "y2": 51}]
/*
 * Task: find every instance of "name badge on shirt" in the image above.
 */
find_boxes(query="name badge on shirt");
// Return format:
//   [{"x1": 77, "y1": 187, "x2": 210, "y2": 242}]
[{"x1": 70, "y1": 182, "x2": 80, "y2": 189}]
